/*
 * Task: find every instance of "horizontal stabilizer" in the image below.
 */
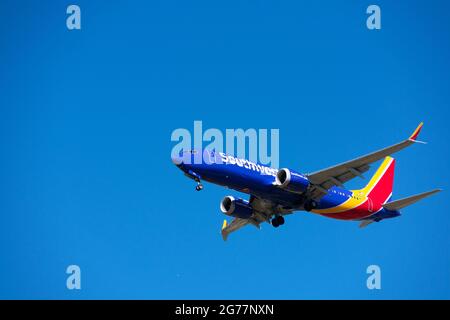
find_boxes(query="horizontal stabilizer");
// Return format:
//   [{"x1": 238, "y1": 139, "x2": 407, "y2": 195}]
[
  {"x1": 359, "y1": 220, "x2": 374, "y2": 228},
  {"x1": 382, "y1": 189, "x2": 441, "y2": 211}
]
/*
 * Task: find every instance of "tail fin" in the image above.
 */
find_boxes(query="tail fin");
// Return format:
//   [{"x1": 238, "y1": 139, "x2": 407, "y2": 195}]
[
  {"x1": 383, "y1": 189, "x2": 441, "y2": 211},
  {"x1": 359, "y1": 156, "x2": 395, "y2": 204}
]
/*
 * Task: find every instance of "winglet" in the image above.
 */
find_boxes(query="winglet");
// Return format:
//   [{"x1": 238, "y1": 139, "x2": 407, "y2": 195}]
[
  {"x1": 409, "y1": 122, "x2": 424, "y2": 141},
  {"x1": 221, "y1": 220, "x2": 229, "y2": 241}
]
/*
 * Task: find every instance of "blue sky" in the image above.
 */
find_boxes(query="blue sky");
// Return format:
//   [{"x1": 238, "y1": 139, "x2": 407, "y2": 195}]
[{"x1": 0, "y1": 0, "x2": 449, "y2": 299}]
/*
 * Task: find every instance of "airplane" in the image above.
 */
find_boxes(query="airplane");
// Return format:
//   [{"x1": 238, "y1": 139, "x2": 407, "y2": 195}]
[{"x1": 172, "y1": 122, "x2": 441, "y2": 240}]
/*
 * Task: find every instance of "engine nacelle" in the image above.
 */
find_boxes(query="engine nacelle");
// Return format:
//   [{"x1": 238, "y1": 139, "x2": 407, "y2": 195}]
[
  {"x1": 220, "y1": 196, "x2": 253, "y2": 219},
  {"x1": 275, "y1": 168, "x2": 310, "y2": 193}
]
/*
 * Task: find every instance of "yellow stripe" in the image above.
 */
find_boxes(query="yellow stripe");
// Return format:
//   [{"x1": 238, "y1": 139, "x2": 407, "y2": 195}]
[
  {"x1": 222, "y1": 219, "x2": 227, "y2": 230},
  {"x1": 312, "y1": 194, "x2": 366, "y2": 214},
  {"x1": 359, "y1": 156, "x2": 393, "y2": 195}
]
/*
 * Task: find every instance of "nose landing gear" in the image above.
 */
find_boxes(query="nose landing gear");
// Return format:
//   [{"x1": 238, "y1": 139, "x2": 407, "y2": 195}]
[
  {"x1": 195, "y1": 182, "x2": 203, "y2": 191},
  {"x1": 271, "y1": 215, "x2": 285, "y2": 228}
]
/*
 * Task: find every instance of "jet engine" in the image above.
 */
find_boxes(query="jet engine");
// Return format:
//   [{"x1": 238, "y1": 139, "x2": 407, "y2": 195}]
[
  {"x1": 275, "y1": 168, "x2": 310, "y2": 193},
  {"x1": 220, "y1": 196, "x2": 253, "y2": 219}
]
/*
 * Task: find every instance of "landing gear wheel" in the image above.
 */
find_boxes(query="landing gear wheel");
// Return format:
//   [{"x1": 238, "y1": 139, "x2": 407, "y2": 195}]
[
  {"x1": 271, "y1": 216, "x2": 284, "y2": 228},
  {"x1": 271, "y1": 218, "x2": 280, "y2": 228},
  {"x1": 195, "y1": 184, "x2": 203, "y2": 191},
  {"x1": 304, "y1": 200, "x2": 317, "y2": 212}
]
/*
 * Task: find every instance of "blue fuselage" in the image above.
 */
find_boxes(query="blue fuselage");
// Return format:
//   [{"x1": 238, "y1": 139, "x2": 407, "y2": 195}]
[{"x1": 173, "y1": 150, "x2": 308, "y2": 207}]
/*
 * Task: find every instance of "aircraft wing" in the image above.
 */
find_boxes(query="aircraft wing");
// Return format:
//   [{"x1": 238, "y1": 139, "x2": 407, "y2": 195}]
[
  {"x1": 221, "y1": 218, "x2": 250, "y2": 241},
  {"x1": 306, "y1": 123, "x2": 424, "y2": 199}
]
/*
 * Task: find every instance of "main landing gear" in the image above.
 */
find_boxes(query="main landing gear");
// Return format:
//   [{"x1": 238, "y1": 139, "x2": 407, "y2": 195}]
[
  {"x1": 271, "y1": 215, "x2": 285, "y2": 228},
  {"x1": 304, "y1": 200, "x2": 317, "y2": 212}
]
